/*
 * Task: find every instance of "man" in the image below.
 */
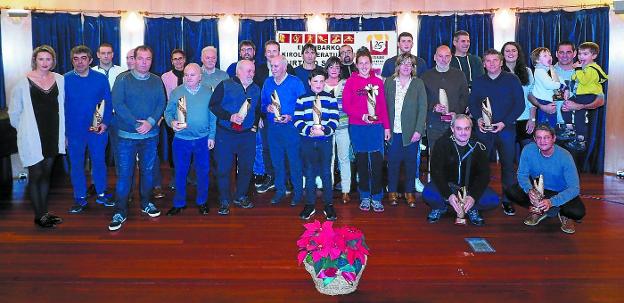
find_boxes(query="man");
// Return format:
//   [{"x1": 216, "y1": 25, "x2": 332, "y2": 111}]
[
  {"x1": 200, "y1": 46, "x2": 229, "y2": 91},
  {"x1": 450, "y1": 30, "x2": 484, "y2": 89},
  {"x1": 469, "y1": 49, "x2": 525, "y2": 216},
  {"x1": 504, "y1": 124, "x2": 585, "y2": 234},
  {"x1": 421, "y1": 45, "x2": 469, "y2": 153},
  {"x1": 226, "y1": 40, "x2": 256, "y2": 77},
  {"x1": 262, "y1": 55, "x2": 306, "y2": 205},
  {"x1": 125, "y1": 48, "x2": 136, "y2": 71},
  {"x1": 381, "y1": 32, "x2": 427, "y2": 78},
  {"x1": 109, "y1": 45, "x2": 166, "y2": 231},
  {"x1": 338, "y1": 44, "x2": 358, "y2": 80},
  {"x1": 293, "y1": 43, "x2": 321, "y2": 93},
  {"x1": 64, "y1": 45, "x2": 114, "y2": 213},
  {"x1": 423, "y1": 114, "x2": 499, "y2": 225},
  {"x1": 92, "y1": 43, "x2": 125, "y2": 89},
  {"x1": 253, "y1": 40, "x2": 295, "y2": 87},
  {"x1": 210, "y1": 60, "x2": 261, "y2": 215}
]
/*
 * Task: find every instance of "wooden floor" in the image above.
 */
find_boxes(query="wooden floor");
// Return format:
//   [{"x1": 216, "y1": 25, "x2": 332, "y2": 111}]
[{"x1": 1, "y1": 165, "x2": 624, "y2": 303}]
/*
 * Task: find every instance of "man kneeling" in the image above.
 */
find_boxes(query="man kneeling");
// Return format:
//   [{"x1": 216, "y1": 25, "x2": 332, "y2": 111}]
[
  {"x1": 505, "y1": 124, "x2": 585, "y2": 234},
  {"x1": 423, "y1": 114, "x2": 499, "y2": 225}
]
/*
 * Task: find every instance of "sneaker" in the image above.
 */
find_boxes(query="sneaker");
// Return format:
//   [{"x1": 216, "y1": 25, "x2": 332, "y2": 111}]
[
  {"x1": 415, "y1": 179, "x2": 424, "y2": 193},
  {"x1": 256, "y1": 175, "x2": 275, "y2": 193},
  {"x1": 96, "y1": 193, "x2": 115, "y2": 207},
  {"x1": 524, "y1": 212, "x2": 547, "y2": 226},
  {"x1": 152, "y1": 186, "x2": 166, "y2": 199},
  {"x1": 141, "y1": 202, "x2": 161, "y2": 217},
  {"x1": 557, "y1": 128, "x2": 576, "y2": 141},
  {"x1": 559, "y1": 213, "x2": 576, "y2": 234},
  {"x1": 218, "y1": 205, "x2": 230, "y2": 215},
  {"x1": 502, "y1": 202, "x2": 516, "y2": 216},
  {"x1": 324, "y1": 204, "x2": 337, "y2": 221},
  {"x1": 359, "y1": 198, "x2": 371, "y2": 211},
  {"x1": 69, "y1": 197, "x2": 88, "y2": 213},
  {"x1": 270, "y1": 193, "x2": 285, "y2": 205},
  {"x1": 299, "y1": 205, "x2": 316, "y2": 220},
  {"x1": 467, "y1": 209, "x2": 485, "y2": 226},
  {"x1": 427, "y1": 207, "x2": 447, "y2": 223},
  {"x1": 234, "y1": 196, "x2": 254, "y2": 209},
  {"x1": 86, "y1": 184, "x2": 97, "y2": 198},
  {"x1": 108, "y1": 213, "x2": 126, "y2": 231},
  {"x1": 565, "y1": 139, "x2": 586, "y2": 152},
  {"x1": 371, "y1": 200, "x2": 384, "y2": 213}
]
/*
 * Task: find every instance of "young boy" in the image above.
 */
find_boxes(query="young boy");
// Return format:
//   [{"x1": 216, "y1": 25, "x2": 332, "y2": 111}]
[
  {"x1": 530, "y1": 47, "x2": 566, "y2": 128},
  {"x1": 563, "y1": 42, "x2": 608, "y2": 151},
  {"x1": 293, "y1": 69, "x2": 339, "y2": 220}
]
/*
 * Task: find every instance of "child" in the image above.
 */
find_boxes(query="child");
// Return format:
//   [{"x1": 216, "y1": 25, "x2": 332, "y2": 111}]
[
  {"x1": 530, "y1": 47, "x2": 566, "y2": 128},
  {"x1": 563, "y1": 42, "x2": 608, "y2": 151},
  {"x1": 293, "y1": 69, "x2": 339, "y2": 220}
]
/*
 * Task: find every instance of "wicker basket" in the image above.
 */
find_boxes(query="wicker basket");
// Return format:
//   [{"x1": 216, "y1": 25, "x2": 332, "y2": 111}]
[{"x1": 303, "y1": 258, "x2": 367, "y2": 295}]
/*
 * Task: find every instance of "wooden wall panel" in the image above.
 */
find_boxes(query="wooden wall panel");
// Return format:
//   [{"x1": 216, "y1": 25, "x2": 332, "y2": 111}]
[{"x1": 604, "y1": 11, "x2": 624, "y2": 174}]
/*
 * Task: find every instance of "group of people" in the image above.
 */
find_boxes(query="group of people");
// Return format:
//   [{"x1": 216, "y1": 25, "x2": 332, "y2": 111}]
[{"x1": 8, "y1": 29, "x2": 605, "y2": 234}]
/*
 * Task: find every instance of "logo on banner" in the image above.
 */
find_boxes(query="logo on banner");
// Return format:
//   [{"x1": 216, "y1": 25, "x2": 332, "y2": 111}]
[
  {"x1": 367, "y1": 34, "x2": 389, "y2": 55},
  {"x1": 292, "y1": 34, "x2": 303, "y2": 43},
  {"x1": 330, "y1": 34, "x2": 342, "y2": 44},
  {"x1": 343, "y1": 34, "x2": 355, "y2": 44},
  {"x1": 317, "y1": 34, "x2": 329, "y2": 44},
  {"x1": 305, "y1": 34, "x2": 316, "y2": 44},
  {"x1": 279, "y1": 33, "x2": 290, "y2": 43}
]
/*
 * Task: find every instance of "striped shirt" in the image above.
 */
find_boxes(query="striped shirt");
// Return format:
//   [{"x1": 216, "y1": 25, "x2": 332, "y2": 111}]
[{"x1": 294, "y1": 91, "x2": 339, "y2": 138}]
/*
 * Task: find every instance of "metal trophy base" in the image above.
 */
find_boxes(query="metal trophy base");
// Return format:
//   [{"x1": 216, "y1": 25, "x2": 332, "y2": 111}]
[
  {"x1": 441, "y1": 114, "x2": 453, "y2": 122},
  {"x1": 529, "y1": 206, "x2": 543, "y2": 215},
  {"x1": 455, "y1": 217, "x2": 467, "y2": 225},
  {"x1": 89, "y1": 125, "x2": 100, "y2": 132},
  {"x1": 483, "y1": 125, "x2": 494, "y2": 131},
  {"x1": 274, "y1": 116, "x2": 286, "y2": 123},
  {"x1": 368, "y1": 115, "x2": 379, "y2": 121},
  {"x1": 177, "y1": 122, "x2": 187, "y2": 129},
  {"x1": 311, "y1": 124, "x2": 323, "y2": 132}
]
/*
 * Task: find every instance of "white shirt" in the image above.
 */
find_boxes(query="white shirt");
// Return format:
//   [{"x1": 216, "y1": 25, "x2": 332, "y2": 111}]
[
  {"x1": 92, "y1": 65, "x2": 125, "y2": 90},
  {"x1": 393, "y1": 77, "x2": 411, "y2": 133}
]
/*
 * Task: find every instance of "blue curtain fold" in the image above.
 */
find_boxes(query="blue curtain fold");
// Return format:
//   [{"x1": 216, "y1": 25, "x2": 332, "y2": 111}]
[
  {"x1": 328, "y1": 17, "x2": 360, "y2": 31},
  {"x1": 32, "y1": 12, "x2": 84, "y2": 74},
  {"x1": 0, "y1": 21, "x2": 5, "y2": 108},
  {"x1": 516, "y1": 7, "x2": 609, "y2": 173},
  {"x1": 361, "y1": 16, "x2": 396, "y2": 31},
  {"x1": 456, "y1": 14, "x2": 494, "y2": 59},
  {"x1": 144, "y1": 17, "x2": 183, "y2": 75},
  {"x1": 276, "y1": 18, "x2": 306, "y2": 31},
  {"x1": 182, "y1": 18, "x2": 219, "y2": 67},
  {"x1": 238, "y1": 19, "x2": 275, "y2": 64},
  {"x1": 83, "y1": 15, "x2": 121, "y2": 66}
]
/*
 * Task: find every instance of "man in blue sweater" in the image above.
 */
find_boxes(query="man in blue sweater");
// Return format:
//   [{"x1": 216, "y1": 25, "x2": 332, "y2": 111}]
[
  {"x1": 505, "y1": 124, "x2": 585, "y2": 234},
  {"x1": 469, "y1": 49, "x2": 525, "y2": 216},
  {"x1": 109, "y1": 45, "x2": 166, "y2": 231},
  {"x1": 65, "y1": 45, "x2": 113, "y2": 213},
  {"x1": 210, "y1": 60, "x2": 260, "y2": 215}
]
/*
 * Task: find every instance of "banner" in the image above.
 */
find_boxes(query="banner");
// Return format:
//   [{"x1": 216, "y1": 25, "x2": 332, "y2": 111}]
[{"x1": 277, "y1": 31, "x2": 397, "y2": 75}]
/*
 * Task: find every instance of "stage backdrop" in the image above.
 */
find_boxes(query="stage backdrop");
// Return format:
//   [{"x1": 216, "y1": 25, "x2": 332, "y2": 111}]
[{"x1": 276, "y1": 31, "x2": 397, "y2": 73}]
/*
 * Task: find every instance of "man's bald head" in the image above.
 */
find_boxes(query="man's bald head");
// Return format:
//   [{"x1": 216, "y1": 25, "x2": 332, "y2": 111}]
[
  {"x1": 434, "y1": 45, "x2": 453, "y2": 69},
  {"x1": 184, "y1": 63, "x2": 202, "y2": 88},
  {"x1": 236, "y1": 60, "x2": 255, "y2": 87},
  {"x1": 270, "y1": 55, "x2": 288, "y2": 80}
]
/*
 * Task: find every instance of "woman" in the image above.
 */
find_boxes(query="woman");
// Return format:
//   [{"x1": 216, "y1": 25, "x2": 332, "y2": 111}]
[
  {"x1": 501, "y1": 41, "x2": 535, "y2": 217},
  {"x1": 383, "y1": 53, "x2": 427, "y2": 208},
  {"x1": 324, "y1": 56, "x2": 351, "y2": 203},
  {"x1": 342, "y1": 47, "x2": 390, "y2": 213},
  {"x1": 9, "y1": 45, "x2": 65, "y2": 228}
]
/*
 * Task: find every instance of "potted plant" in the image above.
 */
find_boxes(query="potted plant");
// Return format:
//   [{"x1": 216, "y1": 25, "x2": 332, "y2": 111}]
[{"x1": 296, "y1": 220, "x2": 369, "y2": 295}]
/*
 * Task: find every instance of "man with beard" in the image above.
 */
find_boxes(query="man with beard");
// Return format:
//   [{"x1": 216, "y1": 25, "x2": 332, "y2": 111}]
[
  {"x1": 227, "y1": 40, "x2": 256, "y2": 77},
  {"x1": 339, "y1": 44, "x2": 358, "y2": 79}
]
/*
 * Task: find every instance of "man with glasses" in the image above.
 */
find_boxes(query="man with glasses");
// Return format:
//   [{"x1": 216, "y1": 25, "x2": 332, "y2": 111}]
[
  {"x1": 338, "y1": 45, "x2": 358, "y2": 79},
  {"x1": 227, "y1": 40, "x2": 256, "y2": 77}
]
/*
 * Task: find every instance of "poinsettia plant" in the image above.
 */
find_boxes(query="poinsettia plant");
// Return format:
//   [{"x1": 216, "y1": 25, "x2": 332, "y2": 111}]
[{"x1": 297, "y1": 220, "x2": 369, "y2": 286}]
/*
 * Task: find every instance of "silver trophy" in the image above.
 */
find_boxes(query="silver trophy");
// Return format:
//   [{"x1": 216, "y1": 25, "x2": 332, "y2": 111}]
[
  {"x1": 271, "y1": 90, "x2": 285, "y2": 122},
  {"x1": 365, "y1": 84, "x2": 379, "y2": 121},
  {"x1": 90, "y1": 100, "x2": 105, "y2": 132},
  {"x1": 311, "y1": 94, "x2": 323, "y2": 133},
  {"x1": 439, "y1": 88, "x2": 452, "y2": 122},
  {"x1": 176, "y1": 96, "x2": 187, "y2": 129},
  {"x1": 454, "y1": 186, "x2": 468, "y2": 226},
  {"x1": 529, "y1": 175, "x2": 545, "y2": 215},
  {"x1": 481, "y1": 97, "x2": 493, "y2": 131}
]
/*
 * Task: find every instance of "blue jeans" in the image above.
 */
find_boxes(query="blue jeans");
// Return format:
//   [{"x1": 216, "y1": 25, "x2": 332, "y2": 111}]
[
  {"x1": 268, "y1": 123, "x2": 303, "y2": 201},
  {"x1": 562, "y1": 94, "x2": 595, "y2": 139},
  {"x1": 172, "y1": 136, "x2": 210, "y2": 207},
  {"x1": 301, "y1": 137, "x2": 333, "y2": 205},
  {"x1": 423, "y1": 182, "x2": 499, "y2": 211},
  {"x1": 476, "y1": 127, "x2": 516, "y2": 201},
  {"x1": 114, "y1": 136, "x2": 158, "y2": 216},
  {"x1": 258, "y1": 119, "x2": 274, "y2": 177},
  {"x1": 215, "y1": 128, "x2": 256, "y2": 205},
  {"x1": 536, "y1": 98, "x2": 558, "y2": 128},
  {"x1": 68, "y1": 132, "x2": 108, "y2": 199},
  {"x1": 387, "y1": 133, "x2": 418, "y2": 193}
]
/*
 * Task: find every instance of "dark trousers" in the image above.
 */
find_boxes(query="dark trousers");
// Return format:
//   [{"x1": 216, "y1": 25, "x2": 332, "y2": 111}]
[
  {"x1": 67, "y1": 132, "x2": 108, "y2": 199},
  {"x1": 114, "y1": 136, "x2": 158, "y2": 217},
  {"x1": 536, "y1": 98, "x2": 558, "y2": 128},
  {"x1": 301, "y1": 137, "x2": 333, "y2": 205},
  {"x1": 27, "y1": 157, "x2": 56, "y2": 219},
  {"x1": 562, "y1": 94, "x2": 595, "y2": 139},
  {"x1": 387, "y1": 133, "x2": 418, "y2": 193},
  {"x1": 260, "y1": 119, "x2": 274, "y2": 177},
  {"x1": 355, "y1": 151, "x2": 383, "y2": 201},
  {"x1": 172, "y1": 136, "x2": 210, "y2": 207},
  {"x1": 504, "y1": 183, "x2": 586, "y2": 220},
  {"x1": 476, "y1": 127, "x2": 516, "y2": 202},
  {"x1": 215, "y1": 128, "x2": 256, "y2": 205},
  {"x1": 423, "y1": 181, "x2": 499, "y2": 211}
]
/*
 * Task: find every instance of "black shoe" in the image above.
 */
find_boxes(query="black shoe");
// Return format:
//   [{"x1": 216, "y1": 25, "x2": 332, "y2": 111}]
[
  {"x1": 467, "y1": 209, "x2": 485, "y2": 226},
  {"x1": 86, "y1": 184, "x2": 97, "y2": 198},
  {"x1": 234, "y1": 196, "x2": 254, "y2": 209},
  {"x1": 254, "y1": 174, "x2": 265, "y2": 188},
  {"x1": 256, "y1": 175, "x2": 275, "y2": 193},
  {"x1": 324, "y1": 204, "x2": 337, "y2": 221},
  {"x1": 167, "y1": 206, "x2": 186, "y2": 216},
  {"x1": 198, "y1": 204, "x2": 210, "y2": 215},
  {"x1": 299, "y1": 205, "x2": 316, "y2": 220},
  {"x1": 34, "y1": 213, "x2": 60, "y2": 228},
  {"x1": 218, "y1": 205, "x2": 230, "y2": 215},
  {"x1": 271, "y1": 193, "x2": 285, "y2": 205},
  {"x1": 285, "y1": 181, "x2": 293, "y2": 195},
  {"x1": 46, "y1": 213, "x2": 63, "y2": 225},
  {"x1": 290, "y1": 199, "x2": 301, "y2": 207},
  {"x1": 502, "y1": 202, "x2": 516, "y2": 216}
]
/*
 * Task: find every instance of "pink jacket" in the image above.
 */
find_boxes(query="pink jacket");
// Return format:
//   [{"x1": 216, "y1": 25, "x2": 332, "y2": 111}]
[
  {"x1": 161, "y1": 70, "x2": 179, "y2": 100},
  {"x1": 342, "y1": 71, "x2": 390, "y2": 129}
]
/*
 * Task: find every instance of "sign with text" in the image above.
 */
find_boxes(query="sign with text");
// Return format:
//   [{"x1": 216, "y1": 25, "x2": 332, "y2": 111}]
[{"x1": 277, "y1": 31, "x2": 397, "y2": 75}]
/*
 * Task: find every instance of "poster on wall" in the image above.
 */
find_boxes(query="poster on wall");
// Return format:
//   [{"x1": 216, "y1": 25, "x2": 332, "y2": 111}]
[{"x1": 277, "y1": 31, "x2": 397, "y2": 75}]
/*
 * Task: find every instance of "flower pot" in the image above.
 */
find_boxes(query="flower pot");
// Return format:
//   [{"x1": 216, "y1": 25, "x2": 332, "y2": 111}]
[{"x1": 303, "y1": 257, "x2": 367, "y2": 296}]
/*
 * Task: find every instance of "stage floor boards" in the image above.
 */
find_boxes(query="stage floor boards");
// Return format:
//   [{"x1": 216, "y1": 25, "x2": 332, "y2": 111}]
[{"x1": 1, "y1": 166, "x2": 624, "y2": 302}]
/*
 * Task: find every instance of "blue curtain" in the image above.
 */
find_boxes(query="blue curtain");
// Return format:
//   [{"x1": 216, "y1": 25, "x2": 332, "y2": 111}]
[
  {"x1": 83, "y1": 15, "x2": 121, "y2": 66},
  {"x1": 456, "y1": 14, "x2": 494, "y2": 59},
  {"x1": 32, "y1": 12, "x2": 84, "y2": 74},
  {"x1": 0, "y1": 21, "x2": 5, "y2": 108},
  {"x1": 183, "y1": 18, "x2": 219, "y2": 67},
  {"x1": 362, "y1": 16, "x2": 396, "y2": 31},
  {"x1": 417, "y1": 15, "x2": 456, "y2": 69},
  {"x1": 328, "y1": 17, "x2": 360, "y2": 31},
  {"x1": 239, "y1": 19, "x2": 275, "y2": 64},
  {"x1": 277, "y1": 18, "x2": 306, "y2": 31},
  {"x1": 516, "y1": 7, "x2": 609, "y2": 173},
  {"x1": 144, "y1": 17, "x2": 183, "y2": 75}
]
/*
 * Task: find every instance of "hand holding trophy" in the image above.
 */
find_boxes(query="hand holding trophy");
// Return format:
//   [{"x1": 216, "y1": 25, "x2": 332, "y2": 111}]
[
  {"x1": 481, "y1": 97, "x2": 493, "y2": 131},
  {"x1": 364, "y1": 84, "x2": 379, "y2": 121},
  {"x1": 232, "y1": 98, "x2": 251, "y2": 131},
  {"x1": 176, "y1": 96, "x2": 188, "y2": 129},
  {"x1": 90, "y1": 100, "x2": 105, "y2": 132},
  {"x1": 271, "y1": 90, "x2": 285, "y2": 122},
  {"x1": 529, "y1": 175, "x2": 545, "y2": 215},
  {"x1": 454, "y1": 186, "x2": 468, "y2": 226}
]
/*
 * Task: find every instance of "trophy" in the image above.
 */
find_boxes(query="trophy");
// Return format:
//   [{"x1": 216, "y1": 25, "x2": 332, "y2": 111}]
[
  {"x1": 551, "y1": 67, "x2": 564, "y2": 101},
  {"x1": 176, "y1": 96, "x2": 188, "y2": 129},
  {"x1": 454, "y1": 186, "x2": 468, "y2": 226},
  {"x1": 311, "y1": 94, "x2": 323, "y2": 133},
  {"x1": 90, "y1": 100, "x2": 105, "y2": 132},
  {"x1": 364, "y1": 84, "x2": 379, "y2": 121},
  {"x1": 529, "y1": 175, "x2": 545, "y2": 215},
  {"x1": 481, "y1": 97, "x2": 493, "y2": 131},
  {"x1": 439, "y1": 88, "x2": 452, "y2": 122},
  {"x1": 232, "y1": 98, "x2": 251, "y2": 131},
  {"x1": 271, "y1": 90, "x2": 285, "y2": 122}
]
